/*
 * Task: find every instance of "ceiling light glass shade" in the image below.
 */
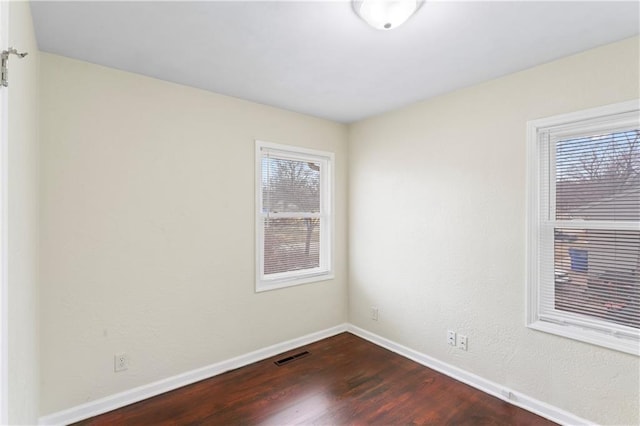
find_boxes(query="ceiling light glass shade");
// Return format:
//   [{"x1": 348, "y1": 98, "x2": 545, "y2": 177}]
[{"x1": 353, "y1": 0, "x2": 421, "y2": 30}]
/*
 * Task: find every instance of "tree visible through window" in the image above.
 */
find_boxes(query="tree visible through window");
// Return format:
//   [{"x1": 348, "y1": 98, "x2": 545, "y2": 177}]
[
  {"x1": 256, "y1": 141, "x2": 333, "y2": 291},
  {"x1": 554, "y1": 130, "x2": 639, "y2": 329},
  {"x1": 527, "y1": 101, "x2": 640, "y2": 355},
  {"x1": 263, "y1": 157, "x2": 320, "y2": 274}
]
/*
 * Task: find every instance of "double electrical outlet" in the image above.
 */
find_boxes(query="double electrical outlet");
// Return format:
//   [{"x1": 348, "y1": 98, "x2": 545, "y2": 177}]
[
  {"x1": 114, "y1": 352, "x2": 129, "y2": 372},
  {"x1": 371, "y1": 306, "x2": 379, "y2": 321},
  {"x1": 447, "y1": 330, "x2": 468, "y2": 351}
]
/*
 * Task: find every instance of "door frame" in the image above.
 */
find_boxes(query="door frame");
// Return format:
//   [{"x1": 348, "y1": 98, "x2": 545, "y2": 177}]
[{"x1": 0, "y1": 0, "x2": 10, "y2": 423}]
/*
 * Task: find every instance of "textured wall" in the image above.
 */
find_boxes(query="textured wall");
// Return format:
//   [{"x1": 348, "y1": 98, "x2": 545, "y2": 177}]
[
  {"x1": 6, "y1": 1, "x2": 40, "y2": 424},
  {"x1": 38, "y1": 53, "x2": 348, "y2": 415},
  {"x1": 348, "y1": 37, "x2": 640, "y2": 425}
]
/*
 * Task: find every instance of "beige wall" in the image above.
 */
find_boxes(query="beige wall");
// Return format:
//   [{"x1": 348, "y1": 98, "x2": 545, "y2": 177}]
[
  {"x1": 38, "y1": 53, "x2": 348, "y2": 415},
  {"x1": 348, "y1": 37, "x2": 639, "y2": 426},
  {"x1": 7, "y1": 1, "x2": 40, "y2": 424}
]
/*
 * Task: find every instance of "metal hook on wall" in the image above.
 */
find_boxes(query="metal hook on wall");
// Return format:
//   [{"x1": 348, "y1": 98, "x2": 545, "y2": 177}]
[{"x1": 1, "y1": 47, "x2": 29, "y2": 88}]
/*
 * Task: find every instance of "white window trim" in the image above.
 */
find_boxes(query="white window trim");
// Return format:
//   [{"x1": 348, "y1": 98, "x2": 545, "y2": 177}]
[
  {"x1": 255, "y1": 140, "x2": 334, "y2": 292},
  {"x1": 526, "y1": 99, "x2": 640, "y2": 356}
]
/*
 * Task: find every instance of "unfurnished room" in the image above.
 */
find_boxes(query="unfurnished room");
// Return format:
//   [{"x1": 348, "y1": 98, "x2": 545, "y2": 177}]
[{"x1": 1, "y1": 0, "x2": 639, "y2": 425}]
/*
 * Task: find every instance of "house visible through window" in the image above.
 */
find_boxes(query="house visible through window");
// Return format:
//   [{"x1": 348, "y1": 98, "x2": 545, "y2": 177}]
[
  {"x1": 527, "y1": 100, "x2": 640, "y2": 355},
  {"x1": 255, "y1": 141, "x2": 334, "y2": 292}
]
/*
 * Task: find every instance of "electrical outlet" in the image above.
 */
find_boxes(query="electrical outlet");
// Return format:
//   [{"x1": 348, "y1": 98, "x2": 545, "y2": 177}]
[
  {"x1": 458, "y1": 335, "x2": 468, "y2": 351},
  {"x1": 114, "y1": 352, "x2": 129, "y2": 372},
  {"x1": 371, "y1": 306, "x2": 379, "y2": 321},
  {"x1": 447, "y1": 330, "x2": 456, "y2": 346}
]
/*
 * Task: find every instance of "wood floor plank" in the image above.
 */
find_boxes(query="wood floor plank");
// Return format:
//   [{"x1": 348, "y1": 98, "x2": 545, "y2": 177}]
[{"x1": 73, "y1": 333, "x2": 556, "y2": 425}]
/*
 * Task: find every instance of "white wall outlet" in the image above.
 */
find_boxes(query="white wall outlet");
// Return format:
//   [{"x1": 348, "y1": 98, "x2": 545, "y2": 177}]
[
  {"x1": 459, "y1": 335, "x2": 468, "y2": 351},
  {"x1": 447, "y1": 330, "x2": 456, "y2": 346},
  {"x1": 114, "y1": 352, "x2": 129, "y2": 372},
  {"x1": 371, "y1": 306, "x2": 379, "y2": 321}
]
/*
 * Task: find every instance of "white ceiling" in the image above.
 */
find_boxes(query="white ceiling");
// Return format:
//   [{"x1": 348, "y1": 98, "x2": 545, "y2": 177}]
[{"x1": 30, "y1": 1, "x2": 639, "y2": 123}]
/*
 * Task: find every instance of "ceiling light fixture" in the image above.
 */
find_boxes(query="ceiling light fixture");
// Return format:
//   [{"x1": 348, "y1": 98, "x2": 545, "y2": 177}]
[{"x1": 353, "y1": 0, "x2": 423, "y2": 31}]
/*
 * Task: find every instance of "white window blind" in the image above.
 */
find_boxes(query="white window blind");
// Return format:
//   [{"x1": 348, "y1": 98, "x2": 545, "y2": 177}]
[
  {"x1": 255, "y1": 141, "x2": 333, "y2": 292},
  {"x1": 527, "y1": 101, "x2": 640, "y2": 355}
]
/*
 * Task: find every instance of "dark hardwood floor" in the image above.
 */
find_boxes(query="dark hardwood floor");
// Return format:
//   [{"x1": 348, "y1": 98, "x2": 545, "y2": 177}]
[{"x1": 74, "y1": 333, "x2": 556, "y2": 425}]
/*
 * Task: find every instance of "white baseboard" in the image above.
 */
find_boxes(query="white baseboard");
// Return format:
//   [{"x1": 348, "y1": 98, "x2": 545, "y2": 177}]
[
  {"x1": 39, "y1": 323, "x2": 591, "y2": 426},
  {"x1": 346, "y1": 324, "x2": 592, "y2": 426},
  {"x1": 38, "y1": 323, "x2": 348, "y2": 425}
]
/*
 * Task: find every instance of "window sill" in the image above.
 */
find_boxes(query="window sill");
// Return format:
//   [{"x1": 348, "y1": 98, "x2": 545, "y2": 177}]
[
  {"x1": 256, "y1": 271, "x2": 334, "y2": 293},
  {"x1": 528, "y1": 319, "x2": 639, "y2": 356}
]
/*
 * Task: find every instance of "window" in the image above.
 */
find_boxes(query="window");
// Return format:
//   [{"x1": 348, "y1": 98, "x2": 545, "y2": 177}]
[
  {"x1": 527, "y1": 100, "x2": 640, "y2": 355},
  {"x1": 255, "y1": 141, "x2": 334, "y2": 292}
]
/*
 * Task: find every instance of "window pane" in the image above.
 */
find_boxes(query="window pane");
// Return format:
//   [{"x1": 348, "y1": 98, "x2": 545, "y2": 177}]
[
  {"x1": 554, "y1": 228, "x2": 640, "y2": 329},
  {"x1": 262, "y1": 157, "x2": 320, "y2": 213},
  {"x1": 556, "y1": 130, "x2": 639, "y2": 221},
  {"x1": 264, "y1": 218, "x2": 320, "y2": 275}
]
